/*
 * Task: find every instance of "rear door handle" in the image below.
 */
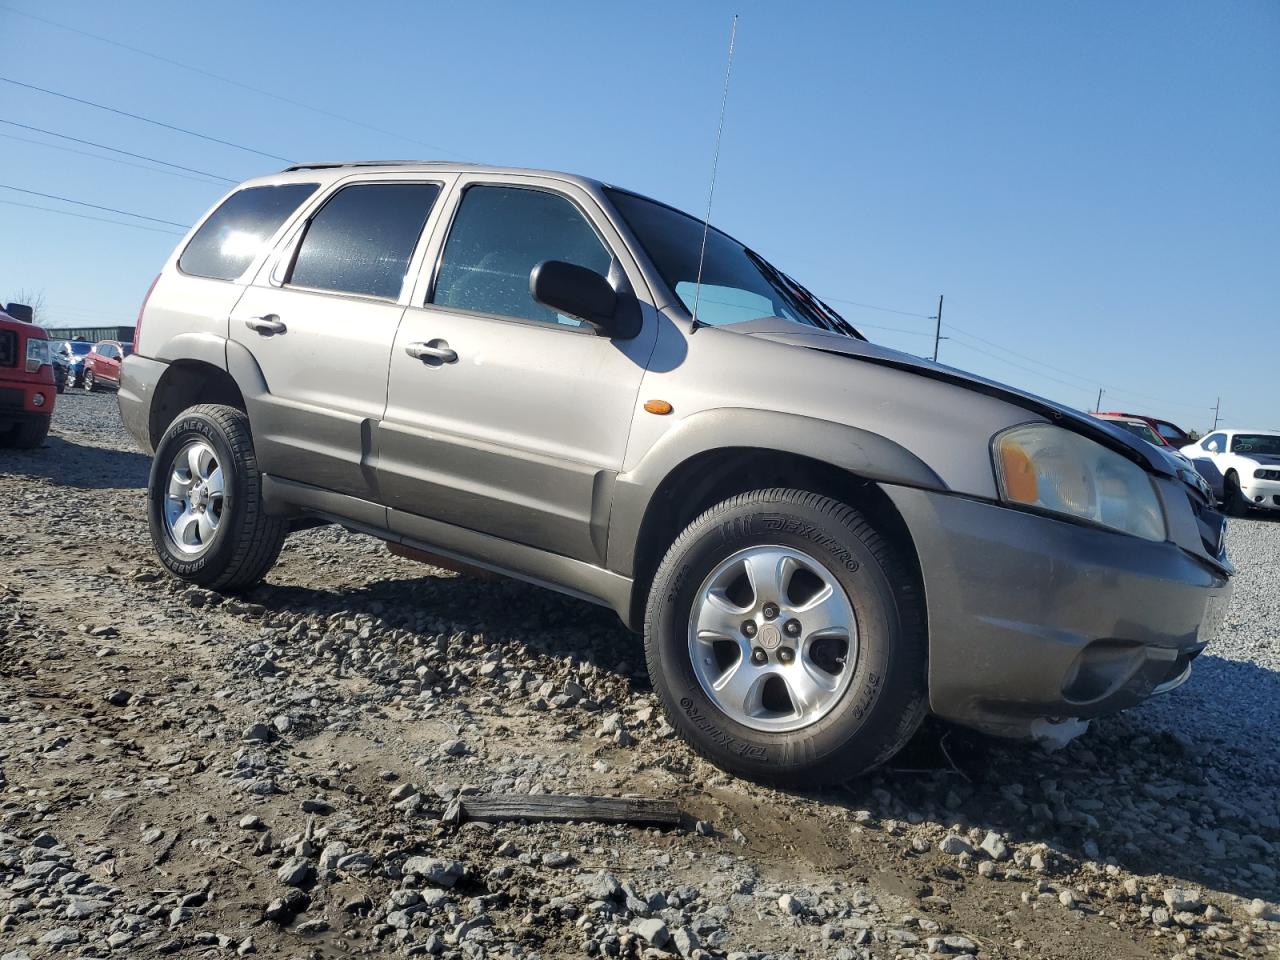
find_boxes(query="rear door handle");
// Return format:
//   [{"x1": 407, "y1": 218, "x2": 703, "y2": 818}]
[
  {"x1": 405, "y1": 340, "x2": 458, "y2": 364},
  {"x1": 245, "y1": 315, "x2": 287, "y2": 336}
]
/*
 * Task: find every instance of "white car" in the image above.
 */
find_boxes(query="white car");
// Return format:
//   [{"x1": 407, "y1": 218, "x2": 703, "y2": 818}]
[{"x1": 1181, "y1": 429, "x2": 1280, "y2": 514}]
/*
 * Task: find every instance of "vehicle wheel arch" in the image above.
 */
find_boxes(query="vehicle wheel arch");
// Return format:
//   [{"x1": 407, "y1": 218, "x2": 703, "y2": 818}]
[
  {"x1": 620, "y1": 441, "x2": 928, "y2": 633},
  {"x1": 149, "y1": 359, "x2": 247, "y2": 450}
]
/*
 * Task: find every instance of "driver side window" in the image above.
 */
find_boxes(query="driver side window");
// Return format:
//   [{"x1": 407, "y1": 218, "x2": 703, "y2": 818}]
[
  {"x1": 1202, "y1": 432, "x2": 1226, "y2": 452},
  {"x1": 431, "y1": 185, "x2": 613, "y2": 327}
]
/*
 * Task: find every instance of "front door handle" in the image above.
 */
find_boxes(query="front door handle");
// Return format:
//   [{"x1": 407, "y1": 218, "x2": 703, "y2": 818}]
[
  {"x1": 245, "y1": 315, "x2": 287, "y2": 336},
  {"x1": 405, "y1": 340, "x2": 458, "y2": 364}
]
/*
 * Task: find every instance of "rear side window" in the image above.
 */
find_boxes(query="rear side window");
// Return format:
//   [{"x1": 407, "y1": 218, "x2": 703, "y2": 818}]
[
  {"x1": 179, "y1": 183, "x2": 319, "y2": 281},
  {"x1": 288, "y1": 182, "x2": 441, "y2": 300},
  {"x1": 432, "y1": 185, "x2": 612, "y2": 326}
]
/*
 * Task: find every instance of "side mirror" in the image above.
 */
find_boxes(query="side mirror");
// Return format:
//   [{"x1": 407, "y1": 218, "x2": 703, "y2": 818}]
[
  {"x1": 529, "y1": 260, "x2": 640, "y2": 339},
  {"x1": 4, "y1": 302, "x2": 33, "y2": 324}
]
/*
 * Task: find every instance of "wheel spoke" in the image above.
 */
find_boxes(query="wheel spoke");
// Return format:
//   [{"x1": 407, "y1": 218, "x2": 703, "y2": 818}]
[
  {"x1": 197, "y1": 509, "x2": 217, "y2": 544},
  {"x1": 712, "y1": 660, "x2": 766, "y2": 719},
  {"x1": 205, "y1": 466, "x2": 225, "y2": 498},
  {"x1": 742, "y1": 550, "x2": 788, "y2": 605},
  {"x1": 168, "y1": 466, "x2": 192, "y2": 502},
  {"x1": 784, "y1": 658, "x2": 840, "y2": 714},
  {"x1": 188, "y1": 443, "x2": 214, "y2": 481},
  {"x1": 794, "y1": 583, "x2": 851, "y2": 639},
  {"x1": 172, "y1": 509, "x2": 201, "y2": 547},
  {"x1": 695, "y1": 590, "x2": 747, "y2": 643}
]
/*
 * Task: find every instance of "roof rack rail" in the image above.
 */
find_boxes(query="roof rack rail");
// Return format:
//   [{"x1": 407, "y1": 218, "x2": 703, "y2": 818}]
[{"x1": 280, "y1": 160, "x2": 466, "y2": 172}]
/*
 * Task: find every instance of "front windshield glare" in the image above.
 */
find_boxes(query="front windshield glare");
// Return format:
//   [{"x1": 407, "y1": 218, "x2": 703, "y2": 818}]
[{"x1": 606, "y1": 189, "x2": 862, "y2": 338}]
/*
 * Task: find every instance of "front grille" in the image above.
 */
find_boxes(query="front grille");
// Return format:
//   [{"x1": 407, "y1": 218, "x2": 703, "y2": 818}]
[
  {"x1": 0, "y1": 330, "x2": 15, "y2": 367},
  {"x1": 0, "y1": 386, "x2": 23, "y2": 410}
]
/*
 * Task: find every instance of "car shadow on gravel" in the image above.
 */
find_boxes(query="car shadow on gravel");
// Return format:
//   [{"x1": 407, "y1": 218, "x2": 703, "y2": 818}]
[
  {"x1": 248, "y1": 566, "x2": 1280, "y2": 904},
  {"x1": 4, "y1": 436, "x2": 150, "y2": 489}
]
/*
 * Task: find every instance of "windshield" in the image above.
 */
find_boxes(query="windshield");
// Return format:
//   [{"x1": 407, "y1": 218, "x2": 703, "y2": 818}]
[
  {"x1": 606, "y1": 189, "x2": 863, "y2": 338},
  {"x1": 1108, "y1": 420, "x2": 1164, "y2": 445},
  {"x1": 1155, "y1": 422, "x2": 1183, "y2": 440},
  {"x1": 1231, "y1": 434, "x2": 1280, "y2": 456}
]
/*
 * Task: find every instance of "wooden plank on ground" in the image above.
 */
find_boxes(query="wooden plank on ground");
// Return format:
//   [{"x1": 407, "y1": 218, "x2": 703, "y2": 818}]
[{"x1": 458, "y1": 794, "x2": 682, "y2": 827}]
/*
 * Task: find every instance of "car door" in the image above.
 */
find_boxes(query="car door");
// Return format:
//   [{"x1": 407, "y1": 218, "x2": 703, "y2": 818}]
[
  {"x1": 378, "y1": 176, "x2": 657, "y2": 564},
  {"x1": 98, "y1": 343, "x2": 122, "y2": 384},
  {"x1": 228, "y1": 179, "x2": 444, "y2": 501},
  {"x1": 1194, "y1": 432, "x2": 1228, "y2": 498}
]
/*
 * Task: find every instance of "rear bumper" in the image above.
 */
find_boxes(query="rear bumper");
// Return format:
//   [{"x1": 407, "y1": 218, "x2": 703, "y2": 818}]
[
  {"x1": 118, "y1": 354, "x2": 167, "y2": 454},
  {"x1": 884, "y1": 486, "x2": 1232, "y2": 738}
]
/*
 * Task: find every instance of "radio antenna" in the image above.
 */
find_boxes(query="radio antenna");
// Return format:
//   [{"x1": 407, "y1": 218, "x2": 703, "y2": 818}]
[{"x1": 690, "y1": 14, "x2": 738, "y2": 332}]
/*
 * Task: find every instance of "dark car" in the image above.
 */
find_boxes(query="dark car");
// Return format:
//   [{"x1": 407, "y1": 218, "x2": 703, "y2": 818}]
[
  {"x1": 55, "y1": 339, "x2": 93, "y2": 387},
  {"x1": 1099, "y1": 411, "x2": 1194, "y2": 449}
]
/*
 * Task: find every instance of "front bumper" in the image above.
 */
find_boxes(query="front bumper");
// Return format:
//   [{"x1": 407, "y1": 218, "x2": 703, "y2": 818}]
[
  {"x1": 117, "y1": 354, "x2": 167, "y2": 454},
  {"x1": 0, "y1": 376, "x2": 55, "y2": 425},
  {"x1": 1239, "y1": 478, "x2": 1280, "y2": 510},
  {"x1": 884, "y1": 485, "x2": 1232, "y2": 738}
]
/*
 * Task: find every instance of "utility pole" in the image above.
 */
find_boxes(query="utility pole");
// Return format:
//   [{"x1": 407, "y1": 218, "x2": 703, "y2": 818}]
[
  {"x1": 1212, "y1": 397, "x2": 1221, "y2": 430},
  {"x1": 1094, "y1": 388, "x2": 1104, "y2": 413},
  {"x1": 930, "y1": 294, "x2": 945, "y2": 361}
]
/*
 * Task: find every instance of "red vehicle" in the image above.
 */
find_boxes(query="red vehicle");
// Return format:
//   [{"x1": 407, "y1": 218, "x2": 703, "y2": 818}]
[
  {"x1": 0, "y1": 302, "x2": 55, "y2": 448},
  {"x1": 83, "y1": 339, "x2": 132, "y2": 391},
  {"x1": 1099, "y1": 411, "x2": 1193, "y2": 449}
]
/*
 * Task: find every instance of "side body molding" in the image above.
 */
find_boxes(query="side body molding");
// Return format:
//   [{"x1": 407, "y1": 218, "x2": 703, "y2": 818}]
[{"x1": 606, "y1": 407, "x2": 948, "y2": 576}]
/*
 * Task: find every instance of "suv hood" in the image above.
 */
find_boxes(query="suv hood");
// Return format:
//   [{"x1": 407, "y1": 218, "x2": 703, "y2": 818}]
[{"x1": 729, "y1": 318, "x2": 1179, "y2": 478}]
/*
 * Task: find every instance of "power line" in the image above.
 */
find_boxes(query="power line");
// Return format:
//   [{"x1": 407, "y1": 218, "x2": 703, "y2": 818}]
[
  {"x1": 0, "y1": 198, "x2": 185, "y2": 235},
  {"x1": 0, "y1": 184, "x2": 188, "y2": 227},
  {"x1": 0, "y1": 75, "x2": 293, "y2": 163},
  {"x1": 823, "y1": 295, "x2": 932, "y2": 319},
  {"x1": 0, "y1": 4, "x2": 475, "y2": 163},
  {"x1": 0, "y1": 120, "x2": 236, "y2": 182}
]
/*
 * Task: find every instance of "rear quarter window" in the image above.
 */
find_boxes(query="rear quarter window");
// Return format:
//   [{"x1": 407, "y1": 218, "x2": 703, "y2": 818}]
[{"x1": 179, "y1": 183, "x2": 320, "y2": 281}]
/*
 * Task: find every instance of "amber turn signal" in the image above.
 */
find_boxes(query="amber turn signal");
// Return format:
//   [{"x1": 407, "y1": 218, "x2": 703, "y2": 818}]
[{"x1": 643, "y1": 399, "x2": 673, "y2": 415}]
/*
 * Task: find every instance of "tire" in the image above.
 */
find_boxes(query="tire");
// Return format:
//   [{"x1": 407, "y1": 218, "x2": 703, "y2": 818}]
[
  {"x1": 147, "y1": 403, "x2": 286, "y2": 591},
  {"x1": 84, "y1": 369, "x2": 97, "y2": 392},
  {"x1": 0, "y1": 416, "x2": 51, "y2": 449},
  {"x1": 1224, "y1": 471, "x2": 1250, "y2": 516},
  {"x1": 644, "y1": 488, "x2": 927, "y2": 785}
]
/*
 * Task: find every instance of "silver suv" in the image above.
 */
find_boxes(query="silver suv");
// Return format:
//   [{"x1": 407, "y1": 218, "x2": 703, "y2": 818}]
[{"x1": 120, "y1": 162, "x2": 1231, "y2": 784}]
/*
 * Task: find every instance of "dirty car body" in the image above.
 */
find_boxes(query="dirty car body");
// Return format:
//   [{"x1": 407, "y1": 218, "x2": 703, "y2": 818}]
[{"x1": 117, "y1": 162, "x2": 1232, "y2": 782}]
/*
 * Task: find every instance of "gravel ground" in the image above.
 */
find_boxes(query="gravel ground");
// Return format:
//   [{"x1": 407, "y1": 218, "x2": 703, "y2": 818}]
[{"x1": 0, "y1": 388, "x2": 1277, "y2": 960}]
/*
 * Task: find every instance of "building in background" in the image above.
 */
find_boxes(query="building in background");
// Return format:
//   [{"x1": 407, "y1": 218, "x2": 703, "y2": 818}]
[{"x1": 44, "y1": 325, "x2": 135, "y2": 344}]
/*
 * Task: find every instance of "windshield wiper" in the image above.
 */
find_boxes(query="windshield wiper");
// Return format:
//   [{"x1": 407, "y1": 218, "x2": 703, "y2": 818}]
[{"x1": 744, "y1": 249, "x2": 866, "y2": 340}]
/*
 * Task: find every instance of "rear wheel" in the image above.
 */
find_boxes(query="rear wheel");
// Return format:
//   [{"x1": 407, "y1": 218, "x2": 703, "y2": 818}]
[
  {"x1": 147, "y1": 403, "x2": 286, "y2": 590},
  {"x1": 644, "y1": 488, "x2": 927, "y2": 785}
]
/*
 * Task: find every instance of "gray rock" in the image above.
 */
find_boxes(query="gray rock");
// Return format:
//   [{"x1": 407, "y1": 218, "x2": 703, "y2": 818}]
[
  {"x1": 630, "y1": 917, "x2": 670, "y2": 948},
  {"x1": 38, "y1": 927, "x2": 81, "y2": 945},
  {"x1": 1163, "y1": 887, "x2": 1203, "y2": 912},
  {"x1": 778, "y1": 893, "x2": 804, "y2": 915},
  {"x1": 403, "y1": 856, "x2": 464, "y2": 887},
  {"x1": 105, "y1": 689, "x2": 132, "y2": 707},
  {"x1": 938, "y1": 834, "x2": 973, "y2": 856},
  {"x1": 542, "y1": 851, "x2": 574, "y2": 868},
  {"x1": 276, "y1": 856, "x2": 313, "y2": 888},
  {"x1": 243, "y1": 722, "x2": 276, "y2": 743},
  {"x1": 577, "y1": 870, "x2": 622, "y2": 900},
  {"x1": 979, "y1": 830, "x2": 1009, "y2": 860},
  {"x1": 440, "y1": 738, "x2": 468, "y2": 757}
]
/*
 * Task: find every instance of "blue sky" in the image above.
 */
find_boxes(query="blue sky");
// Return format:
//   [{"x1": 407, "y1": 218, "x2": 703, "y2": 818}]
[{"x1": 1, "y1": 0, "x2": 1275, "y2": 432}]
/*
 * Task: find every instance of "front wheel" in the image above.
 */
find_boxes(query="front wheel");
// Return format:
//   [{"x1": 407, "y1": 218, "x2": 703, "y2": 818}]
[
  {"x1": 644, "y1": 489, "x2": 927, "y2": 785},
  {"x1": 84, "y1": 369, "x2": 97, "y2": 392},
  {"x1": 1223, "y1": 472, "x2": 1250, "y2": 516},
  {"x1": 147, "y1": 404, "x2": 286, "y2": 591},
  {"x1": 0, "y1": 416, "x2": 51, "y2": 449}
]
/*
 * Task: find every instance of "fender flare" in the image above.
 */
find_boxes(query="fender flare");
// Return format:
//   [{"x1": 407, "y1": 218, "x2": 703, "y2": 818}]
[
  {"x1": 606, "y1": 406, "x2": 946, "y2": 576},
  {"x1": 152, "y1": 331, "x2": 228, "y2": 369}
]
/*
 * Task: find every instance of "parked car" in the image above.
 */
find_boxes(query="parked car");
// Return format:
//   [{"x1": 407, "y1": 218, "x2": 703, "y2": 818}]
[
  {"x1": 0, "y1": 301, "x2": 55, "y2": 448},
  {"x1": 1180, "y1": 430, "x2": 1280, "y2": 515},
  {"x1": 50, "y1": 348, "x2": 69, "y2": 393},
  {"x1": 1090, "y1": 413, "x2": 1194, "y2": 469},
  {"x1": 55, "y1": 339, "x2": 93, "y2": 387},
  {"x1": 83, "y1": 339, "x2": 132, "y2": 391},
  {"x1": 118, "y1": 162, "x2": 1232, "y2": 784},
  {"x1": 1099, "y1": 411, "x2": 1193, "y2": 450}
]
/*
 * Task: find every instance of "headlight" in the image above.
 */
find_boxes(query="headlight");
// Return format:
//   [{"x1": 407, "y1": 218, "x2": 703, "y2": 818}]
[
  {"x1": 993, "y1": 424, "x2": 1166, "y2": 541},
  {"x1": 26, "y1": 337, "x2": 50, "y2": 373}
]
